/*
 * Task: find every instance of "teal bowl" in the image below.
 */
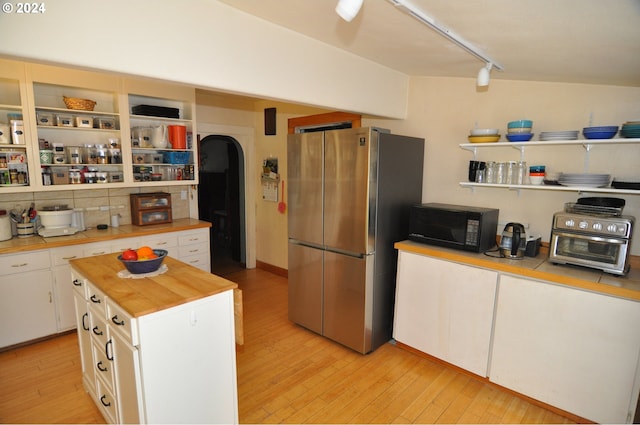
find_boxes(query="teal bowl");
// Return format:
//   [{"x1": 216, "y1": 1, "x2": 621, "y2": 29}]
[{"x1": 508, "y1": 120, "x2": 533, "y2": 129}]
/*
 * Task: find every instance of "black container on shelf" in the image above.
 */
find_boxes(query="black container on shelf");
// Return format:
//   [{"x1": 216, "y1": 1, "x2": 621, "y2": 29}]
[{"x1": 131, "y1": 104, "x2": 179, "y2": 119}]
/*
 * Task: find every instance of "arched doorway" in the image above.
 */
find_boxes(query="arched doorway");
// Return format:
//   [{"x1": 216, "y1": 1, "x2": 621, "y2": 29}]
[{"x1": 198, "y1": 135, "x2": 246, "y2": 275}]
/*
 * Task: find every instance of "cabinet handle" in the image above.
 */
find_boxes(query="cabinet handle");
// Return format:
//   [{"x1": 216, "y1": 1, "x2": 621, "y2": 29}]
[
  {"x1": 49, "y1": 291, "x2": 52, "y2": 303},
  {"x1": 90, "y1": 294, "x2": 101, "y2": 303},
  {"x1": 92, "y1": 326, "x2": 103, "y2": 336},
  {"x1": 100, "y1": 395, "x2": 111, "y2": 407},
  {"x1": 73, "y1": 279, "x2": 82, "y2": 287},
  {"x1": 92, "y1": 251, "x2": 107, "y2": 256},
  {"x1": 63, "y1": 255, "x2": 78, "y2": 260},
  {"x1": 82, "y1": 313, "x2": 90, "y2": 331},
  {"x1": 188, "y1": 249, "x2": 199, "y2": 253},
  {"x1": 97, "y1": 361, "x2": 108, "y2": 372},
  {"x1": 111, "y1": 315, "x2": 125, "y2": 326},
  {"x1": 106, "y1": 339, "x2": 114, "y2": 361},
  {"x1": 11, "y1": 263, "x2": 28, "y2": 268},
  {"x1": 157, "y1": 241, "x2": 167, "y2": 246}
]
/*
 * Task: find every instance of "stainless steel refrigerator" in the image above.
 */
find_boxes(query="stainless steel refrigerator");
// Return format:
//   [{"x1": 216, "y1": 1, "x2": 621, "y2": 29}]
[{"x1": 287, "y1": 127, "x2": 424, "y2": 354}]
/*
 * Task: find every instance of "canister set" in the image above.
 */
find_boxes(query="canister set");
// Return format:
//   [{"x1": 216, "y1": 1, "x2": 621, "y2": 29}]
[
  {"x1": 0, "y1": 114, "x2": 25, "y2": 145},
  {"x1": 39, "y1": 138, "x2": 121, "y2": 166},
  {"x1": 469, "y1": 160, "x2": 547, "y2": 185}
]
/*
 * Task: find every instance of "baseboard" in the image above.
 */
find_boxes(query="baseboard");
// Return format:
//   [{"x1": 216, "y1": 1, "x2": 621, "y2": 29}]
[{"x1": 256, "y1": 260, "x2": 288, "y2": 278}]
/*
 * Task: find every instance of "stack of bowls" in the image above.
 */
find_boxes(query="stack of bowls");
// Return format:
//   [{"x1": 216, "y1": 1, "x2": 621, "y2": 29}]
[
  {"x1": 506, "y1": 120, "x2": 534, "y2": 142},
  {"x1": 468, "y1": 128, "x2": 500, "y2": 143},
  {"x1": 583, "y1": 126, "x2": 618, "y2": 139},
  {"x1": 529, "y1": 165, "x2": 545, "y2": 185},
  {"x1": 621, "y1": 121, "x2": 640, "y2": 138}
]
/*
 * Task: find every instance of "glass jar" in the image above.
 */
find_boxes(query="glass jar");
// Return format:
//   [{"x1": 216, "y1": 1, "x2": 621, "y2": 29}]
[
  {"x1": 67, "y1": 146, "x2": 82, "y2": 164},
  {"x1": 485, "y1": 161, "x2": 496, "y2": 183}
]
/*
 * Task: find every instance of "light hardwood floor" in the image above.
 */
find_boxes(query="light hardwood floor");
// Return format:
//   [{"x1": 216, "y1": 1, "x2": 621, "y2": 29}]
[{"x1": 0, "y1": 268, "x2": 576, "y2": 424}]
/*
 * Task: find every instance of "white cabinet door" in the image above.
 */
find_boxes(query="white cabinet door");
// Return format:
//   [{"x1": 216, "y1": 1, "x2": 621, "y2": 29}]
[
  {"x1": 393, "y1": 251, "x2": 498, "y2": 376},
  {"x1": 490, "y1": 274, "x2": 640, "y2": 424},
  {"x1": 0, "y1": 269, "x2": 57, "y2": 347},
  {"x1": 111, "y1": 330, "x2": 143, "y2": 424},
  {"x1": 73, "y1": 290, "x2": 96, "y2": 397}
]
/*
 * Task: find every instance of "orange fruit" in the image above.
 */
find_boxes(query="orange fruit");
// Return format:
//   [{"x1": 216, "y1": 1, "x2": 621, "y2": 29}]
[{"x1": 136, "y1": 246, "x2": 154, "y2": 259}]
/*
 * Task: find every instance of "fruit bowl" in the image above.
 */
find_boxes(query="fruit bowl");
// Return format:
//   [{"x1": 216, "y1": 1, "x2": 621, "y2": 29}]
[{"x1": 118, "y1": 249, "x2": 168, "y2": 274}]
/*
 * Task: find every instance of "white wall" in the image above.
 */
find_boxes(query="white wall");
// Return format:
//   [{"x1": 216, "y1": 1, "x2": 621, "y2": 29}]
[
  {"x1": 0, "y1": 0, "x2": 408, "y2": 119},
  {"x1": 367, "y1": 76, "x2": 640, "y2": 255}
]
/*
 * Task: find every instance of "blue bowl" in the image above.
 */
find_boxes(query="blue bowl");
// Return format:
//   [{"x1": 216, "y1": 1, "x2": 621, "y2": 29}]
[
  {"x1": 583, "y1": 129, "x2": 617, "y2": 139},
  {"x1": 583, "y1": 126, "x2": 618, "y2": 132},
  {"x1": 508, "y1": 120, "x2": 533, "y2": 129},
  {"x1": 506, "y1": 133, "x2": 534, "y2": 142},
  {"x1": 118, "y1": 249, "x2": 168, "y2": 274}
]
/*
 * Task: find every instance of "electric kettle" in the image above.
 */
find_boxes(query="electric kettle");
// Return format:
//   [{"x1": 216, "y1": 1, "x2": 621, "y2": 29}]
[{"x1": 499, "y1": 222, "x2": 526, "y2": 258}]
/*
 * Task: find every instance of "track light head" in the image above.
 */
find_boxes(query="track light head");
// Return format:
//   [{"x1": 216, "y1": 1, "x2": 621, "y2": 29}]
[
  {"x1": 477, "y1": 63, "x2": 492, "y2": 87},
  {"x1": 336, "y1": 0, "x2": 364, "y2": 22}
]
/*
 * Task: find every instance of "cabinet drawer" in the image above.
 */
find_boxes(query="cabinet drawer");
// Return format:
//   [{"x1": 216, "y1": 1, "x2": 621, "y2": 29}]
[
  {"x1": 107, "y1": 299, "x2": 138, "y2": 346},
  {"x1": 178, "y1": 229, "x2": 209, "y2": 246},
  {"x1": 51, "y1": 245, "x2": 85, "y2": 266},
  {"x1": 71, "y1": 272, "x2": 88, "y2": 297},
  {"x1": 178, "y1": 241, "x2": 209, "y2": 258},
  {"x1": 90, "y1": 312, "x2": 109, "y2": 347},
  {"x1": 111, "y1": 238, "x2": 140, "y2": 254},
  {"x1": 83, "y1": 243, "x2": 112, "y2": 258},
  {"x1": 92, "y1": 340, "x2": 115, "y2": 393},
  {"x1": 0, "y1": 249, "x2": 50, "y2": 275},
  {"x1": 180, "y1": 252, "x2": 210, "y2": 272},
  {"x1": 87, "y1": 284, "x2": 107, "y2": 318},
  {"x1": 95, "y1": 378, "x2": 118, "y2": 424},
  {"x1": 141, "y1": 233, "x2": 178, "y2": 249}
]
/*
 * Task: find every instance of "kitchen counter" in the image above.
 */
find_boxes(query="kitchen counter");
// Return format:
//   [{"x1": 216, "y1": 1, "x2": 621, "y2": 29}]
[
  {"x1": 0, "y1": 218, "x2": 210, "y2": 255},
  {"x1": 70, "y1": 253, "x2": 237, "y2": 317},
  {"x1": 395, "y1": 240, "x2": 640, "y2": 302}
]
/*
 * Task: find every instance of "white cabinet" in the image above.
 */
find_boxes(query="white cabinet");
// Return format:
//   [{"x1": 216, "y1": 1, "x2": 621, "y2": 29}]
[
  {"x1": 0, "y1": 250, "x2": 56, "y2": 348},
  {"x1": 177, "y1": 228, "x2": 210, "y2": 271},
  {"x1": 490, "y1": 274, "x2": 640, "y2": 424},
  {"x1": 71, "y1": 265, "x2": 238, "y2": 424},
  {"x1": 393, "y1": 251, "x2": 498, "y2": 376},
  {"x1": 51, "y1": 244, "x2": 86, "y2": 331}
]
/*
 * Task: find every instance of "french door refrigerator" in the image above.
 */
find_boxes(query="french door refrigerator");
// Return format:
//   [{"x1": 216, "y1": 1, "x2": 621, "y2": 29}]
[{"x1": 287, "y1": 127, "x2": 424, "y2": 354}]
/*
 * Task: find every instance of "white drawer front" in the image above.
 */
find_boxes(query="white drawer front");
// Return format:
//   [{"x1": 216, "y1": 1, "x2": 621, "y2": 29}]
[
  {"x1": 95, "y1": 378, "x2": 117, "y2": 424},
  {"x1": 107, "y1": 299, "x2": 138, "y2": 346},
  {"x1": 178, "y1": 229, "x2": 209, "y2": 246},
  {"x1": 90, "y1": 311, "x2": 109, "y2": 348},
  {"x1": 178, "y1": 241, "x2": 209, "y2": 259},
  {"x1": 71, "y1": 272, "x2": 87, "y2": 297},
  {"x1": 141, "y1": 233, "x2": 178, "y2": 249},
  {"x1": 111, "y1": 238, "x2": 139, "y2": 255},
  {"x1": 83, "y1": 243, "x2": 112, "y2": 258},
  {"x1": 87, "y1": 284, "x2": 107, "y2": 318},
  {"x1": 92, "y1": 340, "x2": 115, "y2": 393},
  {"x1": 51, "y1": 245, "x2": 85, "y2": 266},
  {"x1": 180, "y1": 252, "x2": 211, "y2": 272},
  {"x1": 0, "y1": 249, "x2": 50, "y2": 275}
]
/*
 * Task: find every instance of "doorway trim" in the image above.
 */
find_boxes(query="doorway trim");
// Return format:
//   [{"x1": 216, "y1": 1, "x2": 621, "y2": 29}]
[{"x1": 197, "y1": 123, "x2": 256, "y2": 269}]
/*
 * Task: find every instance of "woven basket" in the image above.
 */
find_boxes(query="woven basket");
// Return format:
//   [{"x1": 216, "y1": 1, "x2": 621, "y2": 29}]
[{"x1": 63, "y1": 96, "x2": 96, "y2": 111}]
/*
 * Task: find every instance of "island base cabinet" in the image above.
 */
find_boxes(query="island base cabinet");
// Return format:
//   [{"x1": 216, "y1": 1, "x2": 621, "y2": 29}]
[
  {"x1": 393, "y1": 251, "x2": 498, "y2": 377},
  {"x1": 489, "y1": 274, "x2": 640, "y2": 424},
  {"x1": 136, "y1": 291, "x2": 238, "y2": 424}
]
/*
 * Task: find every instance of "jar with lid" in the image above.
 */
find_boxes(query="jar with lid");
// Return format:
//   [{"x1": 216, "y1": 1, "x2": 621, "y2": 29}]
[
  {"x1": 69, "y1": 168, "x2": 82, "y2": 184},
  {"x1": 95, "y1": 144, "x2": 108, "y2": 164},
  {"x1": 485, "y1": 161, "x2": 496, "y2": 184},
  {"x1": 83, "y1": 144, "x2": 97, "y2": 164},
  {"x1": 67, "y1": 146, "x2": 82, "y2": 164},
  {"x1": 96, "y1": 171, "x2": 108, "y2": 183},
  {"x1": 109, "y1": 148, "x2": 122, "y2": 164}
]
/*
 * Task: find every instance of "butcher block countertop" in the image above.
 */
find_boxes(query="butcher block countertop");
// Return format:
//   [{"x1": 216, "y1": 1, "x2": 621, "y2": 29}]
[
  {"x1": 395, "y1": 240, "x2": 640, "y2": 302},
  {"x1": 0, "y1": 218, "x2": 210, "y2": 255},
  {"x1": 70, "y1": 253, "x2": 237, "y2": 318}
]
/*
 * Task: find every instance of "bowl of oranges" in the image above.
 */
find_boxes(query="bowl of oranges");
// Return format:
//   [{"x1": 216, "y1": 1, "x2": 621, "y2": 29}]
[{"x1": 118, "y1": 246, "x2": 168, "y2": 274}]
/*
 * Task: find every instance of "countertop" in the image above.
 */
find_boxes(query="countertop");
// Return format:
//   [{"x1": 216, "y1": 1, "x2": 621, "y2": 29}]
[
  {"x1": 70, "y1": 253, "x2": 237, "y2": 318},
  {"x1": 0, "y1": 218, "x2": 211, "y2": 255},
  {"x1": 395, "y1": 240, "x2": 640, "y2": 302}
]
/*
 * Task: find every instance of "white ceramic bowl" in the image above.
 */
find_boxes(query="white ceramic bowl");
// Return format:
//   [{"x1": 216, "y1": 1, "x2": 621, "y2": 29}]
[
  {"x1": 529, "y1": 176, "x2": 545, "y2": 185},
  {"x1": 470, "y1": 128, "x2": 499, "y2": 136},
  {"x1": 508, "y1": 127, "x2": 533, "y2": 134}
]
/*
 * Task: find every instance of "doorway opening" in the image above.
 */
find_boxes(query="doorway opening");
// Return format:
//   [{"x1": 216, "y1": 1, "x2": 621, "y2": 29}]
[{"x1": 198, "y1": 135, "x2": 246, "y2": 275}]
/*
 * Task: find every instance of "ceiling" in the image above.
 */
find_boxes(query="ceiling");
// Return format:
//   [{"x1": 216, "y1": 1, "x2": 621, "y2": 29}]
[{"x1": 218, "y1": 0, "x2": 640, "y2": 87}]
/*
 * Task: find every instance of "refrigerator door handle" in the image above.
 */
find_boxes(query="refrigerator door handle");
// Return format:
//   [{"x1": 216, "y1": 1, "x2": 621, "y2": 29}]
[
  {"x1": 288, "y1": 239, "x2": 324, "y2": 251},
  {"x1": 325, "y1": 246, "x2": 368, "y2": 259}
]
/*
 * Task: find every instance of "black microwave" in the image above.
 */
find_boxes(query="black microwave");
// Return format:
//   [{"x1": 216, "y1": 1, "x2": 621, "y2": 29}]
[{"x1": 409, "y1": 203, "x2": 499, "y2": 253}]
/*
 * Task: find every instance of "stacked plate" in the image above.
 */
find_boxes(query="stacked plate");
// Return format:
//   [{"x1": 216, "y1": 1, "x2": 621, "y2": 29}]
[
  {"x1": 540, "y1": 131, "x2": 579, "y2": 141},
  {"x1": 558, "y1": 173, "x2": 611, "y2": 187},
  {"x1": 620, "y1": 121, "x2": 640, "y2": 138}
]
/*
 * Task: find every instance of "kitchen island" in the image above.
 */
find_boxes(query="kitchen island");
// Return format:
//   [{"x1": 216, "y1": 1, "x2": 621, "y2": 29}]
[
  {"x1": 394, "y1": 240, "x2": 640, "y2": 424},
  {"x1": 70, "y1": 253, "x2": 238, "y2": 424}
]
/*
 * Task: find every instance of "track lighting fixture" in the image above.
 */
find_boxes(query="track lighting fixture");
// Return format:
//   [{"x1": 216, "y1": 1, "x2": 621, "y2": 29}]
[
  {"x1": 477, "y1": 63, "x2": 492, "y2": 87},
  {"x1": 336, "y1": 0, "x2": 364, "y2": 22}
]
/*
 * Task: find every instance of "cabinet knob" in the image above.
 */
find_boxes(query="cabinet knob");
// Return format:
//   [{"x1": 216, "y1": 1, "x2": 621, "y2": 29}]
[
  {"x1": 73, "y1": 279, "x2": 82, "y2": 287},
  {"x1": 96, "y1": 361, "x2": 108, "y2": 372},
  {"x1": 100, "y1": 395, "x2": 111, "y2": 407},
  {"x1": 92, "y1": 326, "x2": 103, "y2": 336},
  {"x1": 90, "y1": 294, "x2": 101, "y2": 303}
]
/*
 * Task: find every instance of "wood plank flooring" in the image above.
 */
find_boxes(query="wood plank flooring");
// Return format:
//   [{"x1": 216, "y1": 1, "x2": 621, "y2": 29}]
[{"x1": 0, "y1": 268, "x2": 576, "y2": 424}]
